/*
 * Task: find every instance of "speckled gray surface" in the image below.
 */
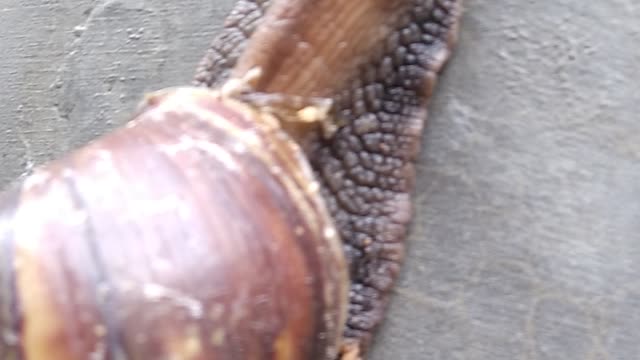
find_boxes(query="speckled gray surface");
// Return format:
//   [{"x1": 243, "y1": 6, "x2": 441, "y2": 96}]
[
  {"x1": 1, "y1": 1, "x2": 639, "y2": 359},
  {"x1": 0, "y1": 0, "x2": 232, "y2": 185}
]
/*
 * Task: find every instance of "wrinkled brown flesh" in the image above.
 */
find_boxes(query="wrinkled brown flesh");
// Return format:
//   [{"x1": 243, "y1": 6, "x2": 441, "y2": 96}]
[
  {"x1": 194, "y1": 0, "x2": 272, "y2": 88},
  {"x1": 0, "y1": 89, "x2": 348, "y2": 360},
  {"x1": 195, "y1": 0, "x2": 462, "y2": 356}
]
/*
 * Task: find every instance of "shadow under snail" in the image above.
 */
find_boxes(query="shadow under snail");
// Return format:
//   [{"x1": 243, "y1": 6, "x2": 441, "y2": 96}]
[{"x1": 0, "y1": 0, "x2": 463, "y2": 359}]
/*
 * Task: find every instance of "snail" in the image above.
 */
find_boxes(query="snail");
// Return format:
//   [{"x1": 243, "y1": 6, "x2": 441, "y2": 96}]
[{"x1": 0, "y1": 0, "x2": 463, "y2": 359}]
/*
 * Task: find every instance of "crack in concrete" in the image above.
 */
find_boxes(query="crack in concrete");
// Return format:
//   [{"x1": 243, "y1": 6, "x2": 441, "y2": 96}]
[{"x1": 50, "y1": 0, "x2": 109, "y2": 128}]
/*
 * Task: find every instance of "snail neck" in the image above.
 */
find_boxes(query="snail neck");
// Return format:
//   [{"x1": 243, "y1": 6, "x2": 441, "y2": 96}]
[{"x1": 215, "y1": 67, "x2": 338, "y2": 154}]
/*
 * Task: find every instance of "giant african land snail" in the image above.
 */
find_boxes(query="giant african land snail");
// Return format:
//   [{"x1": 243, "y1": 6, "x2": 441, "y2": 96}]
[{"x1": 0, "y1": 0, "x2": 462, "y2": 359}]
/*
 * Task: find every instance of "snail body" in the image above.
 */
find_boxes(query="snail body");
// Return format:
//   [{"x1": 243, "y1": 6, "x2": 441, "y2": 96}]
[
  {"x1": 0, "y1": 0, "x2": 463, "y2": 359},
  {"x1": 0, "y1": 88, "x2": 348, "y2": 359}
]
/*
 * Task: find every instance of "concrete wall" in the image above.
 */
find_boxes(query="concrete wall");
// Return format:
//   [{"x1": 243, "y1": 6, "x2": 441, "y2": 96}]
[{"x1": 1, "y1": 1, "x2": 639, "y2": 359}]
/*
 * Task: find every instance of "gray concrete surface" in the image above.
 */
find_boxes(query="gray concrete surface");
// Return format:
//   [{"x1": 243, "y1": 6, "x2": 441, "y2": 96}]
[{"x1": 1, "y1": 0, "x2": 639, "y2": 359}]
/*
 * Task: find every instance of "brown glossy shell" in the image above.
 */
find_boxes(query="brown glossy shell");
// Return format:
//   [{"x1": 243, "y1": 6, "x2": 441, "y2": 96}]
[{"x1": 0, "y1": 88, "x2": 348, "y2": 360}]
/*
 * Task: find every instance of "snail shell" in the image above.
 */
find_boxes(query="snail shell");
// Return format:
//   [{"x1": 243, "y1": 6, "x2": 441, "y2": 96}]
[{"x1": 0, "y1": 87, "x2": 348, "y2": 360}]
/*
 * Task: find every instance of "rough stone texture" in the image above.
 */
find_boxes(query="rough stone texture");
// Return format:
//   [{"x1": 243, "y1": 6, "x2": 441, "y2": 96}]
[
  {"x1": 1, "y1": 0, "x2": 639, "y2": 359},
  {"x1": 0, "y1": 0, "x2": 233, "y2": 186}
]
